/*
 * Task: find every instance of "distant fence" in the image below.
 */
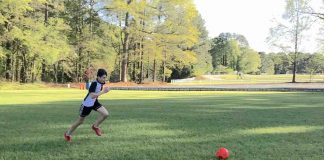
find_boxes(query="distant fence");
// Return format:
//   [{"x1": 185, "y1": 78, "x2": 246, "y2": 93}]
[{"x1": 170, "y1": 77, "x2": 195, "y2": 83}]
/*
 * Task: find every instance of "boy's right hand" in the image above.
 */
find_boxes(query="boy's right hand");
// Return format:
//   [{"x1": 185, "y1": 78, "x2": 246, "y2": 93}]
[{"x1": 103, "y1": 87, "x2": 110, "y2": 93}]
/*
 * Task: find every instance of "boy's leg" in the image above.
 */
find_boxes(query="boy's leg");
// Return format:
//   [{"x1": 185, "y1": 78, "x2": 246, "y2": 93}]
[
  {"x1": 91, "y1": 106, "x2": 109, "y2": 136},
  {"x1": 66, "y1": 116, "x2": 85, "y2": 135},
  {"x1": 93, "y1": 106, "x2": 109, "y2": 128},
  {"x1": 66, "y1": 104, "x2": 92, "y2": 136},
  {"x1": 64, "y1": 116, "x2": 85, "y2": 142}
]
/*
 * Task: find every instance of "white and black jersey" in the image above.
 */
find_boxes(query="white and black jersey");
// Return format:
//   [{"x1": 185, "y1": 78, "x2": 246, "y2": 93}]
[{"x1": 82, "y1": 80, "x2": 105, "y2": 107}]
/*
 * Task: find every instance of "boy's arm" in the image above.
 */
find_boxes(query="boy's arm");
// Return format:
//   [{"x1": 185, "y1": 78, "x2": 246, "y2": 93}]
[
  {"x1": 88, "y1": 82, "x2": 99, "y2": 99},
  {"x1": 90, "y1": 87, "x2": 110, "y2": 99}
]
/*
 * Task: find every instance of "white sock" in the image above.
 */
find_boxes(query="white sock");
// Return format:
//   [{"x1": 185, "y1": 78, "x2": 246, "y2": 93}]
[{"x1": 66, "y1": 130, "x2": 72, "y2": 136}]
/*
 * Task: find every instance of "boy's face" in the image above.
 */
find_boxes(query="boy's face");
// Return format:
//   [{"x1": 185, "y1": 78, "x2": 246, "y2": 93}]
[{"x1": 97, "y1": 75, "x2": 107, "y2": 83}]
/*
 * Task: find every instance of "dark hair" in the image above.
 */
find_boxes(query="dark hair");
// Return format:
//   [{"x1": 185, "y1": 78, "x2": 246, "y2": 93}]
[{"x1": 97, "y1": 69, "x2": 107, "y2": 77}]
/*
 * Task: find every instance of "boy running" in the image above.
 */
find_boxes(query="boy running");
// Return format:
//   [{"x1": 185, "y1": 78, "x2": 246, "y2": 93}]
[{"x1": 64, "y1": 69, "x2": 110, "y2": 142}]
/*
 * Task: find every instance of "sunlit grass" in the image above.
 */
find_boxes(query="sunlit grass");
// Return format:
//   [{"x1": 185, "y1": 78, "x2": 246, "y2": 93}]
[
  {"x1": 239, "y1": 126, "x2": 324, "y2": 135},
  {"x1": 0, "y1": 89, "x2": 291, "y2": 105},
  {"x1": 0, "y1": 82, "x2": 49, "y2": 90}
]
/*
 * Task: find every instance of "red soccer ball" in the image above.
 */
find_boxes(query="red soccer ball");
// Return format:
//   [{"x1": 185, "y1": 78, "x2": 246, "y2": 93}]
[{"x1": 215, "y1": 147, "x2": 229, "y2": 159}]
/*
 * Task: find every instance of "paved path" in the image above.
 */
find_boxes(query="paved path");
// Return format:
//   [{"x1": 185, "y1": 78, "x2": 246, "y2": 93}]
[{"x1": 109, "y1": 83, "x2": 324, "y2": 92}]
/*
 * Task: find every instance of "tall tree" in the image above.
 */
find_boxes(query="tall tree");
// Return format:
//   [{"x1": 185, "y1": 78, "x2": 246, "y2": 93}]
[
  {"x1": 305, "y1": 53, "x2": 324, "y2": 81},
  {"x1": 104, "y1": 0, "x2": 139, "y2": 82},
  {"x1": 209, "y1": 33, "x2": 249, "y2": 72},
  {"x1": 0, "y1": 0, "x2": 70, "y2": 83},
  {"x1": 238, "y1": 48, "x2": 261, "y2": 74},
  {"x1": 260, "y1": 52, "x2": 275, "y2": 74},
  {"x1": 191, "y1": 14, "x2": 212, "y2": 76},
  {"x1": 63, "y1": 0, "x2": 116, "y2": 83},
  {"x1": 0, "y1": 0, "x2": 207, "y2": 83},
  {"x1": 268, "y1": 0, "x2": 313, "y2": 82}
]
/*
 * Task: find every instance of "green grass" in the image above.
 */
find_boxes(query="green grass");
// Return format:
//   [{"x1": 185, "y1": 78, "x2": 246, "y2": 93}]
[
  {"x1": 172, "y1": 74, "x2": 324, "y2": 85},
  {"x1": 1, "y1": 89, "x2": 324, "y2": 159},
  {"x1": 0, "y1": 82, "x2": 49, "y2": 90}
]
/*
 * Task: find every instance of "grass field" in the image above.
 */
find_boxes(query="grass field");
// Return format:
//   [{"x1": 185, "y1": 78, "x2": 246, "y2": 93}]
[{"x1": 0, "y1": 89, "x2": 324, "y2": 160}]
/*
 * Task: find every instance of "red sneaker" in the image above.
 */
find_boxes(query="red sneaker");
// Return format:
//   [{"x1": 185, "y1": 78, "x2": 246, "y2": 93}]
[
  {"x1": 64, "y1": 132, "x2": 71, "y2": 142},
  {"x1": 92, "y1": 125, "x2": 102, "y2": 136}
]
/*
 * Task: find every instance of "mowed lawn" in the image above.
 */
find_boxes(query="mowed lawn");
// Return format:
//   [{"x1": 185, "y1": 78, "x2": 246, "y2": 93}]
[{"x1": 0, "y1": 89, "x2": 324, "y2": 160}]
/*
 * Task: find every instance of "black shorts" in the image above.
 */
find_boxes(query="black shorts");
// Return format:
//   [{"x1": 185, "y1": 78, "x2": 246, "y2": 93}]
[{"x1": 79, "y1": 100, "x2": 102, "y2": 117}]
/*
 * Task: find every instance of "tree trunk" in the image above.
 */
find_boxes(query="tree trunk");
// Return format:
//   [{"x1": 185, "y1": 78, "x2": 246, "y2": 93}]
[
  {"x1": 5, "y1": 53, "x2": 11, "y2": 80},
  {"x1": 75, "y1": 60, "x2": 79, "y2": 82},
  {"x1": 119, "y1": 53, "x2": 122, "y2": 82},
  {"x1": 11, "y1": 51, "x2": 15, "y2": 82},
  {"x1": 132, "y1": 44, "x2": 138, "y2": 82},
  {"x1": 78, "y1": 60, "x2": 82, "y2": 82},
  {"x1": 121, "y1": 30, "x2": 129, "y2": 82},
  {"x1": 76, "y1": 48, "x2": 83, "y2": 82},
  {"x1": 20, "y1": 51, "x2": 28, "y2": 83},
  {"x1": 41, "y1": 59, "x2": 46, "y2": 81},
  {"x1": 15, "y1": 53, "x2": 19, "y2": 82},
  {"x1": 121, "y1": 0, "x2": 132, "y2": 82},
  {"x1": 139, "y1": 39, "x2": 144, "y2": 84},
  {"x1": 292, "y1": 59, "x2": 297, "y2": 83},
  {"x1": 121, "y1": 35, "x2": 129, "y2": 82},
  {"x1": 139, "y1": 10, "x2": 145, "y2": 84},
  {"x1": 53, "y1": 63, "x2": 58, "y2": 83},
  {"x1": 162, "y1": 50, "x2": 166, "y2": 82},
  {"x1": 292, "y1": 0, "x2": 300, "y2": 83},
  {"x1": 146, "y1": 52, "x2": 150, "y2": 79},
  {"x1": 61, "y1": 62, "x2": 65, "y2": 83},
  {"x1": 31, "y1": 57, "x2": 36, "y2": 83},
  {"x1": 41, "y1": 3, "x2": 49, "y2": 82},
  {"x1": 45, "y1": 3, "x2": 48, "y2": 24},
  {"x1": 140, "y1": 50, "x2": 144, "y2": 83},
  {"x1": 132, "y1": 55, "x2": 136, "y2": 82},
  {"x1": 153, "y1": 58, "x2": 156, "y2": 82},
  {"x1": 89, "y1": 0, "x2": 94, "y2": 34}
]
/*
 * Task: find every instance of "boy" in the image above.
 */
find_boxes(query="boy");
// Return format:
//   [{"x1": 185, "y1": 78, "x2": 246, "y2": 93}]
[{"x1": 64, "y1": 69, "x2": 110, "y2": 142}]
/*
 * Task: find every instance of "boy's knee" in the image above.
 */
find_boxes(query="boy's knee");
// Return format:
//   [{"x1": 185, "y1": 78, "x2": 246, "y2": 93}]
[
  {"x1": 103, "y1": 112, "x2": 109, "y2": 118},
  {"x1": 78, "y1": 119, "x2": 85, "y2": 124}
]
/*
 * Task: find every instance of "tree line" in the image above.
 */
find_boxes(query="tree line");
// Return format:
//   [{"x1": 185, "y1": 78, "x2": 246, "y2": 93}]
[
  {"x1": 0, "y1": 0, "x2": 211, "y2": 83},
  {"x1": 209, "y1": 32, "x2": 324, "y2": 77},
  {"x1": 0, "y1": 0, "x2": 323, "y2": 84}
]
